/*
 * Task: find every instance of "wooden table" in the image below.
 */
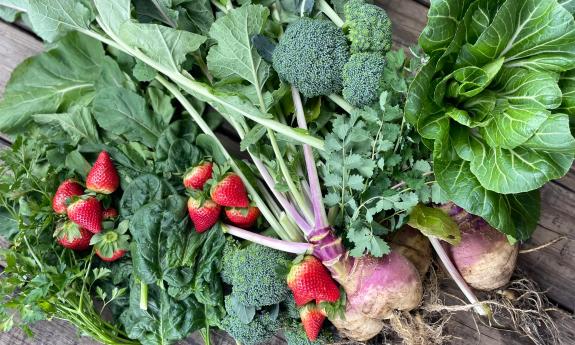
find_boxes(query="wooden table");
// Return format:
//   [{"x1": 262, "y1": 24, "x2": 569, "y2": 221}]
[{"x1": 0, "y1": 1, "x2": 574, "y2": 344}]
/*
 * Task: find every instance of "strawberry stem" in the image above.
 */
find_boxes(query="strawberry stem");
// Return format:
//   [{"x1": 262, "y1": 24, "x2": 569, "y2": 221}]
[{"x1": 222, "y1": 224, "x2": 312, "y2": 255}]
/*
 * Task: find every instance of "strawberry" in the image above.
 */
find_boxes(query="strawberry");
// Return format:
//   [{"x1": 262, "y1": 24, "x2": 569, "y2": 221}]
[
  {"x1": 91, "y1": 220, "x2": 130, "y2": 262},
  {"x1": 184, "y1": 161, "x2": 213, "y2": 190},
  {"x1": 86, "y1": 151, "x2": 120, "y2": 194},
  {"x1": 102, "y1": 207, "x2": 119, "y2": 220},
  {"x1": 67, "y1": 197, "x2": 103, "y2": 234},
  {"x1": 52, "y1": 179, "x2": 84, "y2": 214},
  {"x1": 225, "y1": 206, "x2": 260, "y2": 228},
  {"x1": 287, "y1": 256, "x2": 340, "y2": 306},
  {"x1": 54, "y1": 221, "x2": 93, "y2": 251},
  {"x1": 300, "y1": 304, "x2": 326, "y2": 341},
  {"x1": 188, "y1": 197, "x2": 221, "y2": 233},
  {"x1": 210, "y1": 173, "x2": 249, "y2": 208}
]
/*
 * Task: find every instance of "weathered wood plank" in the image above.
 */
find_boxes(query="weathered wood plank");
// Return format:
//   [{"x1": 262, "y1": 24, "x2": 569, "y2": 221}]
[
  {"x1": 379, "y1": 0, "x2": 428, "y2": 49},
  {"x1": 0, "y1": 21, "x2": 43, "y2": 92},
  {"x1": 0, "y1": 318, "x2": 100, "y2": 345}
]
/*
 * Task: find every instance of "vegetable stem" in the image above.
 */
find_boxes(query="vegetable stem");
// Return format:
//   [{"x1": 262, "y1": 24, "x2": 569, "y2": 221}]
[
  {"x1": 327, "y1": 94, "x2": 354, "y2": 114},
  {"x1": 222, "y1": 224, "x2": 312, "y2": 254},
  {"x1": 292, "y1": 87, "x2": 329, "y2": 230},
  {"x1": 140, "y1": 281, "x2": 149, "y2": 311},
  {"x1": 428, "y1": 237, "x2": 491, "y2": 316},
  {"x1": 317, "y1": 0, "x2": 345, "y2": 27}
]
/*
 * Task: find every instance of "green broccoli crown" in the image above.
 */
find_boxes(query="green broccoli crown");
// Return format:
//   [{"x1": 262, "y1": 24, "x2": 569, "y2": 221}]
[
  {"x1": 344, "y1": 0, "x2": 393, "y2": 54},
  {"x1": 284, "y1": 321, "x2": 331, "y2": 345},
  {"x1": 273, "y1": 18, "x2": 350, "y2": 98},
  {"x1": 221, "y1": 243, "x2": 291, "y2": 307},
  {"x1": 221, "y1": 296, "x2": 281, "y2": 345},
  {"x1": 342, "y1": 52, "x2": 386, "y2": 108}
]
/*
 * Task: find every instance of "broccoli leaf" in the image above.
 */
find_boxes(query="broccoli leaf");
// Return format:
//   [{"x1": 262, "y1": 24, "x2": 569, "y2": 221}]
[{"x1": 26, "y1": 0, "x2": 93, "y2": 42}]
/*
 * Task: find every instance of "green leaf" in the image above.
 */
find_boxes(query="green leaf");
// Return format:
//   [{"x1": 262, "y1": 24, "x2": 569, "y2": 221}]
[
  {"x1": 177, "y1": 0, "x2": 215, "y2": 35},
  {"x1": 207, "y1": 4, "x2": 271, "y2": 95},
  {"x1": 0, "y1": 33, "x2": 104, "y2": 133},
  {"x1": 120, "y1": 21, "x2": 206, "y2": 74},
  {"x1": 119, "y1": 174, "x2": 176, "y2": 219},
  {"x1": 92, "y1": 87, "x2": 163, "y2": 148},
  {"x1": 65, "y1": 150, "x2": 91, "y2": 178},
  {"x1": 408, "y1": 204, "x2": 461, "y2": 244},
  {"x1": 93, "y1": 0, "x2": 130, "y2": 34},
  {"x1": 27, "y1": 0, "x2": 93, "y2": 42},
  {"x1": 240, "y1": 125, "x2": 267, "y2": 151},
  {"x1": 33, "y1": 108, "x2": 100, "y2": 145}
]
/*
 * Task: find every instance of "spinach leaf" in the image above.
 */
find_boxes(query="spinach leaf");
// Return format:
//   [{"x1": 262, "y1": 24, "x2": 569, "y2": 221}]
[
  {"x1": 119, "y1": 174, "x2": 176, "y2": 219},
  {"x1": 155, "y1": 119, "x2": 200, "y2": 175}
]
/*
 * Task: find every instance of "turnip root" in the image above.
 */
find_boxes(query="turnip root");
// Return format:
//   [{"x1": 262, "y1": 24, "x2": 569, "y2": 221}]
[
  {"x1": 390, "y1": 225, "x2": 432, "y2": 277},
  {"x1": 441, "y1": 203, "x2": 519, "y2": 291}
]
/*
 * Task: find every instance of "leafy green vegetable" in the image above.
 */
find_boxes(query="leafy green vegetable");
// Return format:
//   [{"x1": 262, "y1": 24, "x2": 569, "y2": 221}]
[
  {"x1": 406, "y1": 0, "x2": 575, "y2": 239},
  {"x1": 407, "y1": 204, "x2": 460, "y2": 245}
]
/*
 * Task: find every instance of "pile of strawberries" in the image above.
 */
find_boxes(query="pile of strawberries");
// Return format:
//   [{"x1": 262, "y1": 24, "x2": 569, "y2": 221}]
[
  {"x1": 287, "y1": 256, "x2": 342, "y2": 341},
  {"x1": 52, "y1": 151, "x2": 129, "y2": 262},
  {"x1": 183, "y1": 161, "x2": 261, "y2": 232}
]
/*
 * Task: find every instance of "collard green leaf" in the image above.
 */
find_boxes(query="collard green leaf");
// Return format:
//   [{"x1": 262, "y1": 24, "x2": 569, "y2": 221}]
[
  {"x1": 407, "y1": 204, "x2": 460, "y2": 244},
  {"x1": 176, "y1": 0, "x2": 215, "y2": 35},
  {"x1": 207, "y1": 4, "x2": 271, "y2": 92},
  {"x1": 93, "y1": 0, "x2": 130, "y2": 34},
  {"x1": 560, "y1": 69, "x2": 575, "y2": 115},
  {"x1": 0, "y1": 33, "x2": 104, "y2": 134},
  {"x1": 92, "y1": 87, "x2": 163, "y2": 148},
  {"x1": 26, "y1": 0, "x2": 93, "y2": 42}
]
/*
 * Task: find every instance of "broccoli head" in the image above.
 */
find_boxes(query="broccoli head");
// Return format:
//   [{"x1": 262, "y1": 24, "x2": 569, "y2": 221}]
[
  {"x1": 221, "y1": 242, "x2": 291, "y2": 307},
  {"x1": 344, "y1": 0, "x2": 393, "y2": 54},
  {"x1": 284, "y1": 321, "x2": 332, "y2": 345},
  {"x1": 273, "y1": 18, "x2": 350, "y2": 98},
  {"x1": 221, "y1": 296, "x2": 281, "y2": 345},
  {"x1": 342, "y1": 52, "x2": 386, "y2": 108}
]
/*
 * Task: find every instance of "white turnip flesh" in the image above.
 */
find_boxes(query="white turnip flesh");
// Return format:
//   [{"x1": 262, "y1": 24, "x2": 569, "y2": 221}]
[{"x1": 441, "y1": 203, "x2": 519, "y2": 291}]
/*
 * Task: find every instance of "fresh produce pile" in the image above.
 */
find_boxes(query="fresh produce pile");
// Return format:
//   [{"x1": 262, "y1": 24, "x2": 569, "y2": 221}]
[{"x1": 0, "y1": 0, "x2": 573, "y2": 344}]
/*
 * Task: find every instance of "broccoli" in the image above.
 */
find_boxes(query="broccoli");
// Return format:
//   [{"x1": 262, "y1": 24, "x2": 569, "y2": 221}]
[
  {"x1": 342, "y1": 52, "x2": 386, "y2": 108},
  {"x1": 221, "y1": 296, "x2": 281, "y2": 345},
  {"x1": 344, "y1": 0, "x2": 393, "y2": 54},
  {"x1": 221, "y1": 242, "x2": 291, "y2": 307},
  {"x1": 273, "y1": 18, "x2": 350, "y2": 98},
  {"x1": 284, "y1": 321, "x2": 332, "y2": 345}
]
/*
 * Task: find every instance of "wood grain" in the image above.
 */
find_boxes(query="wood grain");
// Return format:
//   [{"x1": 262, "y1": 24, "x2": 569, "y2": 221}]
[{"x1": 0, "y1": 21, "x2": 43, "y2": 92}]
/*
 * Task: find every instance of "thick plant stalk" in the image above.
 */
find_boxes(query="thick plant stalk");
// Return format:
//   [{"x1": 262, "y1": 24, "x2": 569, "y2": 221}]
[
  {"x1": 429, "y1": 237, "x2": 491, "y2": 316},
  {"x1": 223, "y1": 224, "x2": 312, "y2": 255},
  {"x1": 292, "y1": 87, "x2": 329, "y2": 230}
]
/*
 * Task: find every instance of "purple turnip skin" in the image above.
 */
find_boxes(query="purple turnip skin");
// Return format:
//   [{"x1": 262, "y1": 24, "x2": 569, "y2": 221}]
[
  {"x1": 308, "y1": 227, "x2": 423, "y2": 340},
  {"x1": 441, "y1": 203, "x2": 519, "y2": 291},
  {"x1": 390, "y1": 225, "x2": 432, "y2": 277}
]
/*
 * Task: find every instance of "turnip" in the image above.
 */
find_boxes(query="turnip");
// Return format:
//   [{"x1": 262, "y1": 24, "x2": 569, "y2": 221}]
[
  {"x1": 390, "y1": 226, "x2": 432, "y2": 277},
  {"x1": 440, "y1": 203, "x2": 519, "y2": 291}
]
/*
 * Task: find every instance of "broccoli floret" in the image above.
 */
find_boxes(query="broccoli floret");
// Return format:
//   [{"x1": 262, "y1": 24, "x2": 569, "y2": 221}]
[
  {"x1": 221, "y1": 297, "x2": 281, "y2": 345},
  {"x1": 342, "y1": 52, "x2": 386, "y2": 107},
  {"x1": 273, "y1": 18, "x2": 350, "y2": 98},
  {"x1": 221, "y1": 243, "x2": 291, "y2": 307},
  {"x1": 284, "y1": 321, "x2": 332, "y2": 345},
  {"x1": 344, "y1": 0, "x2": 392, "y2": 54}
]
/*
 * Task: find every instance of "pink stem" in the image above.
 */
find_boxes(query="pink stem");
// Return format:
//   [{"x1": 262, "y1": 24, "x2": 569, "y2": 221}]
[
  {"x1": 251, "y1": 157, "x2": 312, "y2": 233},
  {"x1": 223, "y1": 224, "x2": 313, "y2": 255},
  {"x1": 291, "y1": 86, "x2": 329, "y2": 230}
]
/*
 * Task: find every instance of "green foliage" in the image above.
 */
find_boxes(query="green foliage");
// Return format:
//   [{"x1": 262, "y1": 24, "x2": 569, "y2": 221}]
[
  {"x1": 407, "y1": 0, "x2": 575, "y2": 240},
  {"x1": 273, "y1": 18, "x2": 350, "y2": 98},
  {"x1": 221, "y1": 307, "x2": 281, "y2": 345},
  {"x1": 342, "y1": 52, "x2": 386, "y2": 108},
  {"x1": 284, "y1": 321, "x2": 331, "y2": 345},
  {"x1": 343, "y1": 0, "x2": 392, "y2": 54},
  {"x1": 407, "y1": 204, "x2": 460, "y2": 245},
  {"x1": 320, "y1": 50, "x2": 439, "y2": 257},
  {"x1": 221, "y1": 242, "x2": 291, "y2": 308}
]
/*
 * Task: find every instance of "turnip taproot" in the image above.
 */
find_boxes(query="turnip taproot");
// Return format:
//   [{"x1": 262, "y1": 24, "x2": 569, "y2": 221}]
[
  {"x1": 390, "y1": 225, "x2": 432, "y2": 277},
  {"x1": 441, "y1": 203, "x2": 518, "y2": 291}
]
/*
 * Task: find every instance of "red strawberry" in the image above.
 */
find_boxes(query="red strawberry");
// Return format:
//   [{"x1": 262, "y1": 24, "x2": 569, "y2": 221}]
[
  {"x1": 67, "y1": 197, "x2": 103, "y2": 234},
  {"x1": 188, "y1": 197, "x2": 221, "y2": 233},
  {"x1": 91, "y1": 220, "x2": 130, "y2": 262},
  {"x1": 86, "y1": 151, "x2": 120, "y2": 194},
  {"x1": 102, "y1": 208, "x2": 119, "y2": 220},
  {"x1": 210, "y1": 173, "x2": 249, "y2": 208},
  {"x1": 54, "y1": 221, "x2": 93, "y2": 251},
  {"x1": 52, "y1": 180, "x2": 84, "y2": 214},
  {"x1": 300, "y1": 304, "x2": 326, "y2": 341},
  {"x1": 287, "y1": 256, "x2": 340, "y2": 306},
  {"x1": 225, "y1": 206, "x2": 260, "y2": 228},
  {"x1": 184, "y1": 162, "x2": 213, "y2": 190}
]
